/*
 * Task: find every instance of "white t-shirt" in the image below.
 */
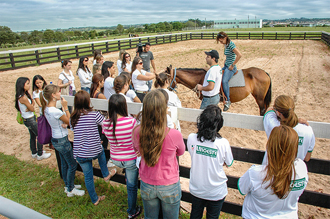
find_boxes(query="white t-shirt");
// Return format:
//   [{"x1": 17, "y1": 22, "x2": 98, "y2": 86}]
[
  {"x1": 163, "y1": 89, "x2": 182, "y2": 108},
  {"x1": 187, "y1": 133, "x2": 234, "y2": 201},
  {"x1": 238, "y1": 159, "x2": 308, "y2": 219},
  {"x1": 104, "y1": 77, "x2": 116, "y2": 99},
  {"x1": 117, "y1": 60, "x2": 123, "y2": 75},
  {"x1": 119, "y1": 92, "x2": 132, "y2": 103},
  {"x1": 32, "y1": 90, "x2": 42, "y2": 113},
  {"x1": 202, "y1": 65, "x2": 222, "y2": 97},
  {"x1": 125, "y1": 62, "x2": 132, "y2": 73},
  {"x1": 132, "y1": 69, "x2": 148, "y2": 91},
  {"x1": 59, "y1": 70, "x2": 76, "y2": 91},
  {"x1": 263, "y1": 110, "x2": 315, "y2": 163},
  {"x1": 18, "y1": 96, "x2": 34, "y2": 119},
  {"x1": 77, "y1": 68, "x2": 92, "y2": 88},
  {"x1": 44, "y1": 107, "x2": 68, "y2": 139},
  {"x1": 126, "y1": 90, "x2": 137, "y2": 102}
]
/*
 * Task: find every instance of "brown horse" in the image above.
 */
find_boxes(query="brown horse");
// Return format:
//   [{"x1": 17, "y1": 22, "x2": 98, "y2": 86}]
[{"x1": 163, "y1": 65, "x2": 272, "y2": 116}]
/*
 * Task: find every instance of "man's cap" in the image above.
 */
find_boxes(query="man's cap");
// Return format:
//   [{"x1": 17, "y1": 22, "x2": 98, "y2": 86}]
[{"x1": 205, "y1": 50, "x2": 219, "y2": 59}]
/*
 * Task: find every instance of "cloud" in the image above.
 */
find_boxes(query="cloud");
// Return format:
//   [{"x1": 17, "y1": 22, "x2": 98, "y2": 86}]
[{"x1": 1, "y1": 0, "x2": 329, "y2": 31}]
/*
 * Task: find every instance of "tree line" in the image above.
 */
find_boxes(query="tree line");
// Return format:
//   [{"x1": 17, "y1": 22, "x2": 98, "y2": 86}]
[{"x1": 0, "y1": 19, "x2": 212, "y2": 47}]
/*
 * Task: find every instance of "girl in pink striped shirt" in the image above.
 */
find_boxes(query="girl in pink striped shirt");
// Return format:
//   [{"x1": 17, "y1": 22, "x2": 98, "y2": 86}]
[{"x1": 103, "y1": 94, "x2": 141, "y2": 219}]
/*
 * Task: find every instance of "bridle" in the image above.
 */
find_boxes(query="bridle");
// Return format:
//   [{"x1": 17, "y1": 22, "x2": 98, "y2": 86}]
[{"x1": 168, "y1": 68, "x2": 178, "y2": 92}]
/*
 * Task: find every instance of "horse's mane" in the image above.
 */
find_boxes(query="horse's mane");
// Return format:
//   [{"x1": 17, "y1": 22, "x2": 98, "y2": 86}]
[{"x1": 177, "y1": 68, "x2": 207, "y2": 71}]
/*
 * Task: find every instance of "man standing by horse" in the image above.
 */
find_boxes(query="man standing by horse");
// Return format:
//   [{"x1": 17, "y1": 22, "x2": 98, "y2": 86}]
[
  {"x1": 139, "y1": 42, "x2": 157, "y2": 91},
  {"x1": 196, "y1": 50, "x2": 222, "y2": 109}
]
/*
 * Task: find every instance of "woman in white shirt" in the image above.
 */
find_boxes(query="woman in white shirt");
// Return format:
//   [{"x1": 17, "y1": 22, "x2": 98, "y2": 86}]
[
  {"x1": 238, "y1": 125, "x2": 308, "y2": 219},
  {"x1": 117, "y1": 49, "x2": 126, "y2": 75},
  {"x1": 40, "y1": 84, "x2": 85, "y2": 197},
  {"x1": 32, "y1": 75, "x2": 47, "y2": 115},
  {"x1": 58, "y1": 59, "x2": 76, "y2": 112},
  {"x1": 102, "y1": 61, "x2": 116, "y2": 99},
  {"x1": 121, "y1": 52, "x2": 132, "y2": 73},
  {"x1": 114, "y1": 75, "x2": 141, "y2": 103},
  {"x1": 77, "y1": 56, "x2": 92, "y2": 94},
  {"x1": 15, "y1": 77, "x2": 51, "y2": 160},
  {"x1": 131, "y1": 57, "x2": 156, "y2": 102}
]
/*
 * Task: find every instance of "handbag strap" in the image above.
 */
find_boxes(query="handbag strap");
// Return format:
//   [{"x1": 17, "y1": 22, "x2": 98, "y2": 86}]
[{"x1": 60, "y1": 72, "x2": 71, "y2": 84}]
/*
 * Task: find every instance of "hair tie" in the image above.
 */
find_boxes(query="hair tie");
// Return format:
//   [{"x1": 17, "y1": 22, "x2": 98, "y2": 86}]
[{"x1": 61, "y1": 60, "x2": 64, "y2": 63}]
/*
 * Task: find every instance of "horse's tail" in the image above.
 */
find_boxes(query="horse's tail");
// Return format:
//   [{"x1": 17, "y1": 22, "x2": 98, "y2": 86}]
[{"x1": 264, "y1": 71, "x2": 272, "y2": 109}]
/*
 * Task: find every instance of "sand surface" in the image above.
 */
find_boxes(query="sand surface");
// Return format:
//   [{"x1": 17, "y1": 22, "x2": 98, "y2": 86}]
[{"x1": 0, "y1": 39, "x2": 329, "y2": 218}]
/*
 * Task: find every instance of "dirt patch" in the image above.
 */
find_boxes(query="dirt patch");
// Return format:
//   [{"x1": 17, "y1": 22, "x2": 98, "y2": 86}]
[{"x1": 0, "y1": 39, "x2": 329, "y2": 218}]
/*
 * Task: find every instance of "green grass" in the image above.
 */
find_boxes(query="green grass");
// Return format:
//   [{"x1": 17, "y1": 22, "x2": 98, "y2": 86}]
[{"x1": 0, "y1": 153, "x2": 191, "y2": 218}]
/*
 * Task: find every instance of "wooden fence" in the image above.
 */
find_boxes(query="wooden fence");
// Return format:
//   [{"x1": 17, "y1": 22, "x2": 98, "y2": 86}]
[
  {"x1": 54, "y1": 96, "x2": 330, "y2": 216},
  {"x1": 0, "y1": 31, "x2": 328, "y2": 71}
]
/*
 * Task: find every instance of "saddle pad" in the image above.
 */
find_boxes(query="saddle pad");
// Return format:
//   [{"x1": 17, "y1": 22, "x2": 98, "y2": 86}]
[{"x1": 228, "y1": 69, "x2": 245, "y2": 88}]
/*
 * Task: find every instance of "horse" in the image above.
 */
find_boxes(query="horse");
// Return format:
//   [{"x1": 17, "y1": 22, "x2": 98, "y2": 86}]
[{"x1": 163, "y1": 65, "x2": 272, "y2": 116}]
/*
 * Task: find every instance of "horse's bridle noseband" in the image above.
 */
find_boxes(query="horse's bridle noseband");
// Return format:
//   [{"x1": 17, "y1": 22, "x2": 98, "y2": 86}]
[{"x1": 168, "y1": 68, "x2": 178, "y2": 92}]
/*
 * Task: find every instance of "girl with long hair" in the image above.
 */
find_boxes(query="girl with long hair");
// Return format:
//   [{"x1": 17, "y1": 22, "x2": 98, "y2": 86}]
[
  {"x1": 117, "y1": 49, "x2": 126, "y2": 75},
  {"x1": 93, "y1": 49, "x2": 102, "y2": 65},
  {"x1": 263, "y1": 95, "x2": 315, "y2": 163},
  {"x1": 32, "y1": 75, "x2": 47, "y2": 115},
  {"x1": 216, "y1": 31, "x2": 242, "y2": 111},
  {"x1": 77, "y1": 56, "x2": 93, "y2": 93},
  {"x1": 103, "y1": 94, "x2": 141, "y2": 218},
  {"x1": 114, "y1": 75, "x2": 141, "y2": 103},
  {"x1": 102, "y1": 61, "x2": 116, "y2": 99},
  {"x1": 120, "y1": 72, "x2": 141, "y2": 103},
  {"x1": 132, "y1": 89, "x2": 185, "y2": 218},
  {"x1": 70, "y1": 90, "x2": 116, "y2": 205},
  {"x1": 188, "y1": 105, "x2": 233, "y2": 219},
  {"x1": 15, "y1": 77, "x2": 51, "y2": 160},
  {"x1": 154, "y1": 73, "x2": 182, "y2": 108},
  {"x1": 131, "y1": 56, "x2": 156, "y2": 102},
  {"x1": 90, "y1": 74, "x2": 106, "y2": 99},
  {"x1": 121, "y1": 52, "x2": 132, "y2": 73},
  {"x1": 58, "y1": 59, "x2": 76, "y2": 113},
  {"x1": 40, "y1": 84, "x2": 84, "y2": 197},
  {"x1": 238, "y1": 125, "x2": 308, "y2": 219}
]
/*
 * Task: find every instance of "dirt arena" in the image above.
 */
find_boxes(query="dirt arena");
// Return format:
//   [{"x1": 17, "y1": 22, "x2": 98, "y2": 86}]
[{"x1": 0, "y1": 39, "x2": 329, "y2": 218}]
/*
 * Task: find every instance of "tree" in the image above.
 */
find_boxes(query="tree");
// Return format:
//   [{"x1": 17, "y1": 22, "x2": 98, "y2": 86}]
[
  {"x1": 43, "y1": 29, "x2": 55, "y2": 43},
  {"x1": 0, "y1": 26, "x2": 17, "y2": 46},
  {"x1": 64, "y1": 31, "x2": 74, "y2": 41},
  {"x1": 19, "y1": 31, "x2": 29, "y2": 43},
  {"x1": 29, "y1": 30, "x2": 43, "y2": 44},
  {"x1": 143, "y1": 24, "x2": 149, "y2": 32},
  {"x1": 116, "y1": 24, "x2": 124, "y2": 34},
  {"x1": 156, "y1": 22, "x2": 166, "y2": 32},
  {"x1": 54, "y1": 31, "x2": 65, "y2": 42},
  {"x1": 82, "y1": 31, "x2": 89, "y2": 39},
  {"x1": 74, "y1": 30, "x2": 82, "y2": 37},
  {"x1": 185, "y1": 21, "x2": 195, "y2": 28},
  {"x1": 89, "y1": 30, "x2": 97, "y2": 39},
  {"x1": 127, "y1": 27, "x2": 135, "y2": 33},
  {"x1": 148, "y1": 23, "x2": 156, "y2": 33},
  {"x1": 172, "y1": 22, "x2": 183, "y2": 31},
  {"x1": 164, "y1": 22, "x2": 173, "y2": 32}
]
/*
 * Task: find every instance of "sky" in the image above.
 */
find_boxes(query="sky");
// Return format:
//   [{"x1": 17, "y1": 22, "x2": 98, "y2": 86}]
[{"x1": 1, "y1": 0, "x2": 330, "y2": 32}]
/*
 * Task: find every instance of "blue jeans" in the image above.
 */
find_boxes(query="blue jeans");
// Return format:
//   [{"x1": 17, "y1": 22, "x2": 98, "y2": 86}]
[
  {"x1": 51, "y1": 136, "x2": 77, "y2": 192},
  {"x1": 112, "y1": 159, "x2": 139, "y2": 215},
  {"x1": 190, "y1": 195, "x2": 225, "y2": 219},
  {"x1": 147, "y1": 80, "x2": 153, "y2": 91},
  {"x1": 222, "y1": 65, "x2": 237, "y2": 101},
  {"x1": 81, "y1": 87, "x2": 90, "y2": 94},
  {"x1": 76, "y1": 150, "x2": 109, "y2": 204},
  {"x1": 200, "y1": 94, "x2": 220, "y2": 109},
  {"x1": 140, "y1": 180, "x2": 181, "y2": 219},
  {"x1": 23, "y1": 116, "x2": 43, "y2": 156}
]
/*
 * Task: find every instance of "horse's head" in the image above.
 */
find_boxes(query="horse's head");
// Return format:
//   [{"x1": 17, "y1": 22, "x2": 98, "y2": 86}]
[{"x1": 162, "y1": 65, "x2": 177, "y2": 91}]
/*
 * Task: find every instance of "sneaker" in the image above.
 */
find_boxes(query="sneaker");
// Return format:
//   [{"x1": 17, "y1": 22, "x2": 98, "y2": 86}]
[
  {"x1": 32, "y1": 153, "x2": 37, "y2": 159},
  {"x1": 37, "y1": 152, "x2": 51, "y2": 161},
  {"x1": 107, "y1": 160, "x2": 116, "y2": 168},
  {"x1": 223, "y1": 100, "x2": 231, "y2": 111},
  {"x1": 128, "y1": 206, "x2": 142, "y2": 219},
  {"x1": 67, "y1": 188, "x2": 85, "y2": 197},
  {"x1": 64, "y1": 185, "x2": 82, "y2": 193}
]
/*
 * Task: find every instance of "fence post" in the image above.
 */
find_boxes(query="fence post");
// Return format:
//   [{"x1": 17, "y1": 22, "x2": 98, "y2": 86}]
[
  {"x1": 236, "y1": 32, "x2": 238, "y2": 39},
  {"x1": 249, "y1": 32, "x2": 251, "y2": 39},
  {"x1": 56, "y1": 48, "x2": 61, "y2": 60},
  {"x1": 118, "y1": 40, "x2": 121, "y2": 50},
  {"x1": 129, "y1": 39, "x2": 131, "y2": 48},
  {"x1": 213, "y1": 32, "x2": 215, "y2": 39},
  {"x1": 139, "y1": 38, "x2": 142, "y2": 44},
  {"x1": 201, "y1": 33, "x2": 203, "y2": 39},
  {"x1": 91, "y1": 43, "x2": 95, "y2": 55},
  {"x1": 181, "y1": 34, "x2": 183, "y2": 41},
  {"x1": 156, "y1": 36, "x2": 158, "y2": 44},
  {"x1": 262, "y1": 32, "x2": 264, "y2": 39},
  {"x1": 175, "y1": 34, "x2": 177, "y2": 42},
  {"x1": 169, "y1": 35, "x2": 172, "y2": 43},
  {"x1": 35, "y1": 50, "x2": 40, "y2": 65},
  {"x1": 190, "y1": 33, "x2": 192, "y2": 40},
  {"x1": 106, "y1": 42, "x2": 109, "y2": 52},
  {"x1": 75, "y1": 46, "x2": 79, "y2": 57},
  {"x1": 148, "y1": 37, "x2": 150, "y2": 43},
  {"x1": 275, "y1": 32, "x2": 277, "y2": 40},
  {"x1": 289, "y1": 32, "x2": 292, "y2": 40},
  {"x1": 9, "y1": 53, "x2": 15, "y2": 68},
  {"x1": 163, "y1": 36, "x2": 165, "y2": 44},
  {"x1": 304, "y1": 32, "x2": 306, "y2": 40}
]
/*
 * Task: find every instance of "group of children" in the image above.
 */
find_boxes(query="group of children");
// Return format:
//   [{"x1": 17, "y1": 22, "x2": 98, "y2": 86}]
[{"x1": 15, "y1": 51, "x2": 314, "y2": 218}]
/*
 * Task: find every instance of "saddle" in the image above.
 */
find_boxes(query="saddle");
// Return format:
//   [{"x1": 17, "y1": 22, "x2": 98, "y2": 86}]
[{"x1": 220, "y1": 69, "x2": 245, "y2": 102}]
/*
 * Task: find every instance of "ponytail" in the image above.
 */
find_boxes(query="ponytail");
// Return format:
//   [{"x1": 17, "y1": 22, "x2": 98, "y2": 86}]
[
  {"x1": 40, "y1": 84, "x2": 60, "y2": 115},
  {"x1": 274, "y1": 95, "x2": 298, "y2": 128},
  {"x1": 154, "y1": 73, "x2": 169, "y2": 88}
]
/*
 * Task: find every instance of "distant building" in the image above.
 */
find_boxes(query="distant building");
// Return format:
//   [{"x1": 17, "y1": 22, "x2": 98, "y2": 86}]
[{"x1": 213, "y1": 19, "x2": 262, "y2": 29}]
